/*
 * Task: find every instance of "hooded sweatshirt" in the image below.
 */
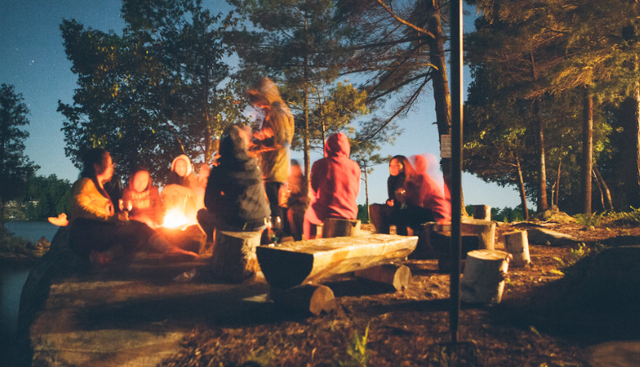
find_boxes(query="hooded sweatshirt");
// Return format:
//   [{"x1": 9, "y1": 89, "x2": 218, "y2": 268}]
[
  {"x1": 121, "y1": 170, "x2": 163, "y2": 225},
  {"x1": 168, "y1": 154, "x2": 198, "y2": 189},
  {"x1": 204, "y1": 125, "x2": 271, "y2": 228},
  {"x1": 410, "y1": 155, "x2": 451, "y2": 223},
  {"x1": 309, "y1": 132, "x2": 361, "y2": 221}
]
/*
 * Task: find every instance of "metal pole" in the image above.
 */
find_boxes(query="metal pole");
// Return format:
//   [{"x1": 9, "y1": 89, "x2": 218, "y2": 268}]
[{"x1": 449, "y1": 0, "x2": 463, "y2": 344}]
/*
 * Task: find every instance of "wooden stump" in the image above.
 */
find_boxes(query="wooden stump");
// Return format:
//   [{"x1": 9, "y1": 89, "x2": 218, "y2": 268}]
[
  {"x1": 322, "y1": 218, "x2": 361, "y2": 238},
  {"x1": 355, "y1": 264, "x2": 412, "y2": 292},
  {"x1": 461, "y1": 249, "x2": 511, "y2": 304},
  {"x1": 504, "y1": 230, "x2": 531, "y2": 267},
  {"x1": 473, "y1": 205, "x2": 491, "y2": 221},
  {"x1": 270, "y1": 284, "x2": 336, "y2": 315},
  {"x1": 460, "y1": 219, "x2": 496, "y2": 250},
  {"x1": 210, "y1": 230, "x2": 262, "y2": 283}
]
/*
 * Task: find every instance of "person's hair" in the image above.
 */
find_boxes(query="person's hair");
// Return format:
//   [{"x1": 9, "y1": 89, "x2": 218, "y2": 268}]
[
  {"x1": 80, "y1": 148, "x2": 109, "y2": 179},
  {"x1": 128, "y1": 165, "x2": 151, "y2": 190},
  {"x1": 390, "y1": 155, "x2": 415, "y2": 177},
  {"x1": 247, "y1": 77, "x2": 282, "y2": 107}
]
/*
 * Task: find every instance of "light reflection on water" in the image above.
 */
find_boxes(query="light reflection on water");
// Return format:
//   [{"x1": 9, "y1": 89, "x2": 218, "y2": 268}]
[{"x1": 1, "y1": 221, "x2": 59, "y2": 363}]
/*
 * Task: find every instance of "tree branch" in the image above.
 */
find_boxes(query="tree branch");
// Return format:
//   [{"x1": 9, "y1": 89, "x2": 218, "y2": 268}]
[{"x1": 374, "y1": 0, "x2": 435, "y2": 39}]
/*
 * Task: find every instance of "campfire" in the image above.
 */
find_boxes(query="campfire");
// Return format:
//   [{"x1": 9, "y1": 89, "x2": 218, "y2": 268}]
[{"x1": 162, "y1": 207, "x2": 196, "y2": 231}]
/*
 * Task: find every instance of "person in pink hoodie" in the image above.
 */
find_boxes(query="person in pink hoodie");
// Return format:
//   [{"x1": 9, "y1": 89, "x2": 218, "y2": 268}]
[
  {"x1": 409, "y1": 154, "x2": 451, "y2": 224},
  {"x1": 304, "y1": 133, "x2": 361, "y2": 239}
]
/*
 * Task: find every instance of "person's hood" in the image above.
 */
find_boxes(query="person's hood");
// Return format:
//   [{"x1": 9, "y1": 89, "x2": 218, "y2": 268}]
[
  {"x1": 170, "y1": 155, "x2": 193, "y2": 177},
  {"x1": 218, "y1": 125, "x2": 254, "y2": 167},
  {"x1": 324, "y1": 132, "x2": 350, "y2": 158}
]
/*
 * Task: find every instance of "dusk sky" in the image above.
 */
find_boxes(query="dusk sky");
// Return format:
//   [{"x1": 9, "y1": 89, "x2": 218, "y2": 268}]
[{"x1": 0, "y1": 0, "x2": 524, "y2": 210}]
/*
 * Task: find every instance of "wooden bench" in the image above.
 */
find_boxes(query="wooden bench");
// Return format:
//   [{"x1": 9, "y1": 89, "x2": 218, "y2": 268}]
[
  {"x1": 256, "y1": 234, "x2": 417, "y2": 289},
  {"x1": 257, "y1": 234, "x2": 417, "y2": 315}
]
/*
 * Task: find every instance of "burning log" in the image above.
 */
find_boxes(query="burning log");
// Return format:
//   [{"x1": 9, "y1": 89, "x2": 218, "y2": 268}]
[
  {"x1": 256, "y1": 234, "x2": 417, "y2": 289},
  {"x1": 156, "y1": 225, "x2": 206, "y2": 255}
]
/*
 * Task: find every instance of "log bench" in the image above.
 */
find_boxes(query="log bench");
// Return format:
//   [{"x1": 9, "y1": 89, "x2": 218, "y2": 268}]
[
  {"x1": 258, "y1": 234, "x2": 417, "y2": 315},
  {"x1": 256, "y1": 234, "x2": 417, "y2": 290}
]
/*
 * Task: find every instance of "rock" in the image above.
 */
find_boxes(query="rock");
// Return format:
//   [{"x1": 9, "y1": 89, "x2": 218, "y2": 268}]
[
  {"x1": 574, "y1": 246, "x2": 640, "y2": 309},
  {"x1": 527, "y1": 228, "x2": 580, "y2": 246},
  {"x1": 535, "y1": 205, "x2": 576, "y2": 224},
  {"x1": 37, "y1": 236, "x2": 51, "y2": 249}
]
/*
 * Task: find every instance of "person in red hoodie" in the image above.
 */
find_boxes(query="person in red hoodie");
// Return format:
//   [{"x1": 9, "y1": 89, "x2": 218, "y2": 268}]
[
  {"x1": 410, "y1": 154, "x2": 451, "y2": 224},
  {"x1": 303, "y1": 132, "x2": 361, "y2": 239}
]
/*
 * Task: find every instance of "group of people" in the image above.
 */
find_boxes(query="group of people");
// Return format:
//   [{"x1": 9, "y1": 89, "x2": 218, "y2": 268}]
[
  {"x1": 61, "y1": 76, "x2": 450, "y2": 267},
  {"x1": 370, "y1": 154, "x2": 451, "y2": 236}
]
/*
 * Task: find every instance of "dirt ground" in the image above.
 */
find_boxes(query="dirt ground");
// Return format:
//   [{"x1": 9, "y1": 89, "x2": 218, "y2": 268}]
[{"x1": 159, "y1": 222, "x2": 640, "y2": 367}]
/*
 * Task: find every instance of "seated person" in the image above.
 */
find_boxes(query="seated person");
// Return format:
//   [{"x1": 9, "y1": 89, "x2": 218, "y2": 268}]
[
  {"x1": 121, "y1": 165, "x2": 164, "y2": 228},
  {"x1": 200, "y1": 125, "x2": 271, "y2": 236},
  {"x1": 283, "y1": 160, "x2": 310, "y2": 240},
  {"x1": 303, "y1": 133, "x2": 361, "y2": 239},
  {"x1": 369, "y1": 155, "x2": 412, "y2": 235},
  {"x1": 68, "y1": 148, "x2": 197, "y2": 265},
  {"x1": 410, "y1": 154, "x2": 451, "y2": 224},
  {"x1": 162, "y1": 154, "x2": 199, "y2": 223}
]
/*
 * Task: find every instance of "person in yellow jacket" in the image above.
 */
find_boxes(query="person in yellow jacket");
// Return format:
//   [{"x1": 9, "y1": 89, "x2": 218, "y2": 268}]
[
  {"x1": 68, "y1": 148, "x2": 197, "y2": 265},
  {"x1": 247, "y1": 77, "x2": 294, "y2": 233}
]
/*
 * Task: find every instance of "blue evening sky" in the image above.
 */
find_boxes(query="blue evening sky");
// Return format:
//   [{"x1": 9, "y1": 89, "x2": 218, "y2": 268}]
[{"x1": 0, "y1": 0, "x2": 524, "y2": 210}]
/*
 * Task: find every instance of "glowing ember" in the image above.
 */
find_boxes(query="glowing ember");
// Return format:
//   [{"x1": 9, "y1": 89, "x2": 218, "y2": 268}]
[{"x1": 163, "y1": 208, "x2": 191, "y2": 230}]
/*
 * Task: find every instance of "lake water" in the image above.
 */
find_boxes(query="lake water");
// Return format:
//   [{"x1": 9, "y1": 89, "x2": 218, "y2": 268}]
[{"x1": 1, "y1": 221, "x2": 58, "y2": 363}]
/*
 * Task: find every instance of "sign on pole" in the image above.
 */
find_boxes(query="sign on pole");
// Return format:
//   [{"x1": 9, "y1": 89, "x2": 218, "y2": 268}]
[{"x1": 440, "y1": 134, "x2": 451, "y2": 158}]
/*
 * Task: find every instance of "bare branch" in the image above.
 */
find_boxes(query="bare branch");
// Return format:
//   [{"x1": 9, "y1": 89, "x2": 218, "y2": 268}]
[{"x1": 374, "y1": 0, "x2": 435, "y2": 39}]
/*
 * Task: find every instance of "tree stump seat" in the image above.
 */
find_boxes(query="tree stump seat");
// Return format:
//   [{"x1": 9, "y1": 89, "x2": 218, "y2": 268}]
[
  {"x1": 410, "y1": 219, "x2": 496, "y2": 272},
  {"x1": 321, "y1": 218, "x2": 361, "y2": 238},
  {"x1": 210, "y1": 230, "x2": 262, "y2": 283}
]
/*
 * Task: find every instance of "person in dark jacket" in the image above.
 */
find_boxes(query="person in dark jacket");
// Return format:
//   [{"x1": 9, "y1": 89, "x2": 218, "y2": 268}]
[
  {"x1": 201, "y1": 125, "x2": 271, "y2": 236},
  {"x1": 369, "y1": 155, "x2": 414, "y2": 235}
]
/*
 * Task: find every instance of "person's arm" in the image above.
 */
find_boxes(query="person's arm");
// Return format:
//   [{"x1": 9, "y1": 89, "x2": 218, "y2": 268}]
[{"x1": 71, "y1": 179, "x2": 114, "y2": 222}]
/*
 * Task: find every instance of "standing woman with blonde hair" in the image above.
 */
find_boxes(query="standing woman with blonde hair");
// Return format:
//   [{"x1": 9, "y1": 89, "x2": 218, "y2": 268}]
[{"x1": 247, "y1": 77, "x2": 295, "y2": 234}]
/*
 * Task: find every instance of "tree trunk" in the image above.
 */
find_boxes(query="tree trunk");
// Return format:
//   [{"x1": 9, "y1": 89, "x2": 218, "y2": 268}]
[
  {"x1": 425, "y1": 0, "x2": 466, "y2": 214},
  {"x1": 555, "y1": 135, "x2": 563, "y2": 207},
  {"x1": 594, "y1": 164, "x2": 614, "y2": 212},
  {"x1": 534, "y1": 99, "x2": 548, "y2": 212},
  {"x1": 620, "y1": 86, "x2": 640, "y2": 209},
  {"x1": 582, "y1": 87, "x2": 593, "y2": 214},
  {"x1": 364, "y1": 162, "x2": 370, "y2": 223},
  {"x1": 303, "y1": 18, "x2": 311, "y2": 192},
  {"x1": 516, "y1": 156, "x2": 529, "y2": 221},
  {"x1": 593, "y1": 168, "x2": 605, "y2": 211}
]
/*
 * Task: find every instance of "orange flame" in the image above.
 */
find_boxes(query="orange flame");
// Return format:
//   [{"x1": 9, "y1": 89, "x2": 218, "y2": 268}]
[{"x1": 163, "y1": 208, "x2": 191, "y2": 230}]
